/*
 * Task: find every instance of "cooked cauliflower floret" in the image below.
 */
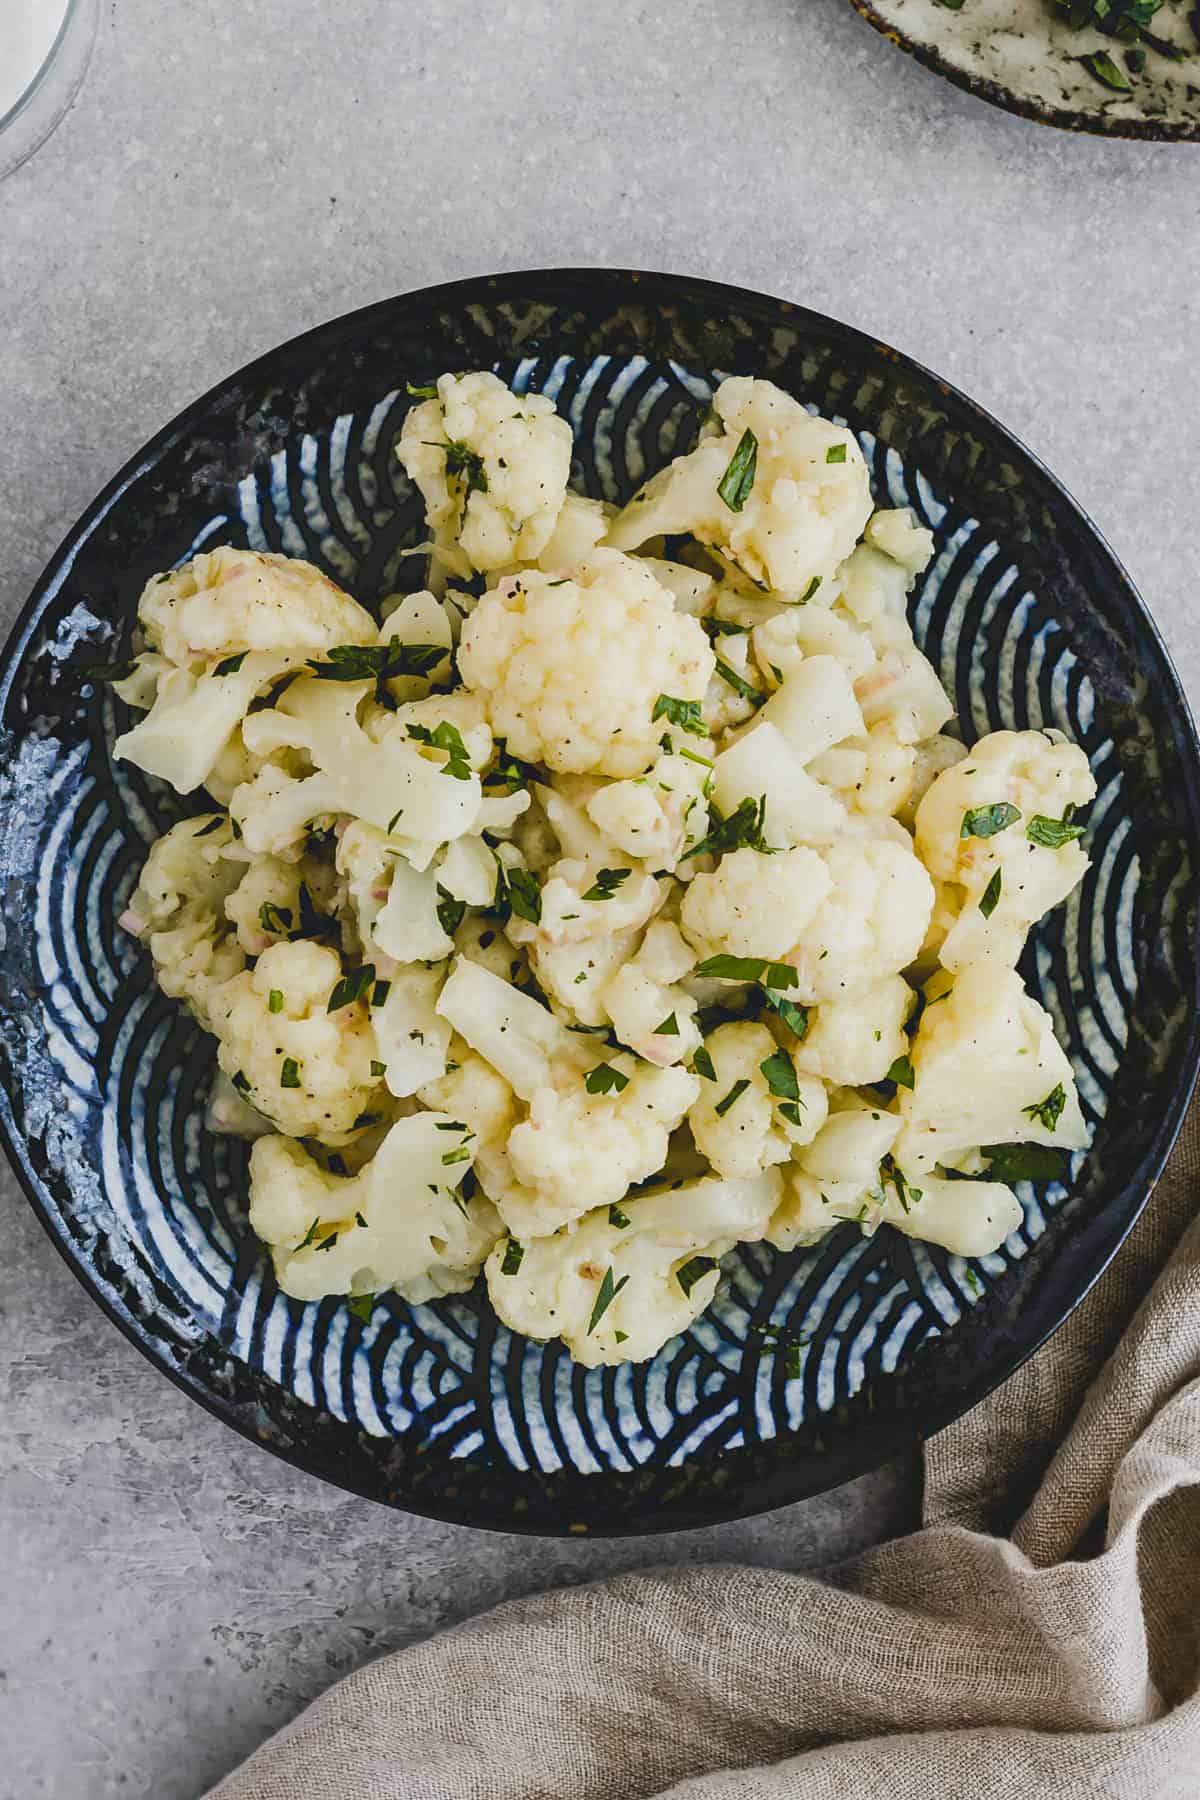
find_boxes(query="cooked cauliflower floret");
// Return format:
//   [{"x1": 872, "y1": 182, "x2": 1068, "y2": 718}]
[
  {"x1": 487, "y1": 1170, "x2": 782, "y2": 1367},
  {"x1": 895, "y1": 963, "x2": 1089, "y2": 1175},
  {"x1": 503, "y1": 1057, "x2": 700, "y2": 1237},
  {"x1": 768, "y1": 1163, "x2": 1022, "y2": 1259},
  {"x1": 123, "y1": 815, "x2": 246, "y2": 1023},
  {"x1": 336, "y1": 820, "x2": 454, "y2": 964},
  {"x1": 602, "y1": 922, "x2": 702, "y2": 1066},
  {"x1": 914, "y1": 729, "x2": 1096, "y2": 971},
  {"x1": 680, "y1": 846, "x2": 832, "y2": 964},
  {"x1": 237, "y1": 677, "x2": 484, "y2": 864},
  {"x1": 608, "y1": 377, "x2": 872, "y2": 600},
  {"x1": 807, "y1": 724, "x2": 916, "y2": 819},
  {"x1": 136, "y1": 547, "x2": 377, "y2": 671},
  {"x1": 689, "y1": 1022, "x2": 826, "y2": 1178},
  {"x1": 756, "y1": 655, "x2": 866, "y2": 766},
  {"x1": 536, "y1": 493, "x2": 615, "y2": 572},
  {"x1": 435, "y1": 955, "x2": 594, "y2": 1099},
  {"x1": 396, "y1": 371, "x2": 573, "y2": 571},
  {"x1": 865, "y1": 507, "x2": 935, "y2": 573},
  {"x1": 223, "y1": 852, "x2": 338, "y2": 956},
  {"x1": 711, "y1": 722, "x2": 847, "y2": 848},
  {"x1": 208, "y1": 939, "x2": 381, "y2": 1142},
  {"x1": 786, "y1": 839, "x2": 934, "y2": 1003},
  {"x1": 372, "y1": 963, "x2": 451, "y2": 1097},
  {"x1": 250, "y1": 1116, "x2": 502, "y2": 1303},
  {"x1": 795, "y1": 976, "x2": 915, "y2": 1088},
  {"x1": 458, "y1": 551, "x2": 714, "y2": 778},
  {"x1": 585, "y1": 739, "x2": 714, "y2": 872}
]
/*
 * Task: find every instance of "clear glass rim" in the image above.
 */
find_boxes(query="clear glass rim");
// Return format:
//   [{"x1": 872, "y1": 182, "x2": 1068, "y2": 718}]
[{"x1": 0, "y1": 0, "x2": 84, "y2": 138}]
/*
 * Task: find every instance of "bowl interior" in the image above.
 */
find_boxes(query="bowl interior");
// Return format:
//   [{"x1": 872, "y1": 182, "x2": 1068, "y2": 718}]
[
  {"x1": 2, "y1": 270, "x2": 1197, "y2": 1534},
  {"x1": 849, "y1": 0, "x2": 1200, "y2": 140}
]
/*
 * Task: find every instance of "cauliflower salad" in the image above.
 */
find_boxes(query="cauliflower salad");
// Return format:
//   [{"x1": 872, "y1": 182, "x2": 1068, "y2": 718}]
[{"x1": 108, "y1": 369, "x2": 1094, "y2": 1368}]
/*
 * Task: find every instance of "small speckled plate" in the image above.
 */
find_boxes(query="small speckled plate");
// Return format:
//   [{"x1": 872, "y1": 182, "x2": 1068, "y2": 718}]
[
  {"x1": 3, "y1": 269, "x2": 1200, "y2": 1534},
  {"x1": 849, "y1": 0, "x2": 1200, "y2": 138}
]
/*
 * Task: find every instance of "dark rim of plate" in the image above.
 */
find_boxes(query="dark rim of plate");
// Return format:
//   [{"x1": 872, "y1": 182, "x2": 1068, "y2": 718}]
[
  {"x1": 4, "y1": 267, "x2": 1200, "y2": 1534},
  {"x1": 846, "y1": 0, "x2": 1200, "y2": 142}
]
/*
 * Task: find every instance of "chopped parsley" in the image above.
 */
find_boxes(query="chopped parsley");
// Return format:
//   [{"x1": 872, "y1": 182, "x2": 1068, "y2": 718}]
[
  {"x1": 695, "y1": 954, "x2": 799, "y2": 990},
  {"x1": 716, "y1": 428, "x2": 758, "y2": 513},
  {"x1": 440, "y1": 437, "x2": 489, "y2": 496},
  {"x1": 981, "y1": 1142, "x2": 1071, "y2": 1183},
  {"x1": 501, "y1": 1239, "x2": 525, "y2": 1275},
  {"x1": 298, "y1": 1217, "x2": 323, "y2": 1250},
  {"x1": 371, "y1": 977, "x2": 391, "y2": 1008},
  {"x1": 683, "y1": 794, "x2": 774, "y2": 860},
  {"x1": 712, "y1": 655, "x2": 764, "y2": 705},
  {"x1": 307, "y1": 639, "x2": 446, "y2": 682},
  {"x1": 1027, "y1": 808, "x2": 1084, "y2": 849},
  {"x1": 826, "y1": 443, "x2": 848, "y2": 464},
  {"x1": 315, "y1": 1229, "x2": 340, "y2": 1253},
  {"x1": 441, "y1": 1145, "x2": 472, "y2": 1166},
  {"x1": 676, "y1": 1254, "x2": 717, "y2": 1297},
  {"x1": 193, "y1": 816, "x2": 226, "y2": 837},
  {"x1": 327, "y1": 964, "x2": 376, "y2": 1013},
  {"x1": 653, "y1": 1013, "x2": 680, "y2": 1037},
  {"x1": 582, "y1": 867, "x2": 632, "y2": 902},
  {"x1": 759, "y1": 1049, "x2": 799, "y2": 1103},
  {"x1": 268, "y1": 989, "x2": 284, "y2": 1015},
  {"x1": 370, "y1": 1060, "x2": 386, "y2": 1078},
  {"x1": 961, "y1": 802, "x2": 1021, "y2": 840},
  {"x1": 882, "y1": 1156, "x2": 922, "y2": 1214},
  {"x1": 436, "y1": 885, "x2": 467, "y2": 935},
  {"x1": 652, "y1": 694, "x2": 707, "y2": 737},
  {"x1": 692, "y1": 1047, "x2": 717, "y2": 1082},
  {"x1": 280, "y1": 1057, "x2": 302, "y2": 1089},
  {"x1": 259, "y1": 901, "x2": 293, "y2": 934},
  {"x1": 587, "y1": 1266, "x2": 630, "y2": 1333},
  {"x1": 502, "y1": 865, "x2": 542, "y2": 925},
  {"x1": 714, "y1": 1078, "x2": 751, "y2": 1117},
  {"x1": 405, "y1": 380, "x2": 438, "y2": 398},
  {"x1": 347, "y1": 1293, "x2": 376, "y2": 1321},
  {"x1": 886, "y1": 1053, "x2": 915, "y2": 1090},
  {"x1": 231, "y1": 1070, "x2": 251, "y2": 1094},
  {"x1": 979, "y1": 867, "x2": 1003, "y2": 919},
  {"x1": 1079, "y1": 48, "x2": 1133, "y2": 88},
  {"x1": 609, "y1": 1203, "x2": 631, "y2": 1228},
  {"x1": 585, "y1": 1062, "x2": 630, "y2": 1096},
  {"x1": 799, "y1": 576, "x2": 822, "y2": 603},
  {"x1": 760, "y1": 987, "x2": 810, "y2": 1040},
  {"x1": 406, "y1": 719, "x2": 472, "y2": 780},
  {"x1": 213, "y1": 651, "x2": 248, "y2": 676},
  {"x1": 1022, "y1": 1084, "x2": 1067, "y2": 1132}
]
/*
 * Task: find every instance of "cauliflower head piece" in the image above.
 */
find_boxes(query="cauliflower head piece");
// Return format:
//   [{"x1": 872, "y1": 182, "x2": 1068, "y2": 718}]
[
  {"x1": 502, "y1": 1055, "x2": 701, "y2": 1238},
  {"x1": 608, "y1": 376, "x2": 872, "y2": 600},
  {"x1": 486, "y1": 1169, "x2": 782, "y2": 1368},
  {"x1": 688, "y1": 1021, "x2": 826, "y2": 1178},
  {"x1": 895, "y1": 962, "x2": 1089, "y2": 1175},
  {"x1": 249, "y1": 1114, "x2": 502, "y2": 1304},
  {"x1": 124, "y1": 814, "x2": 245, "y2": 1024},
  {"x1": 396, "y1": 371, "x2": 573, "y2": 571},
  {"x1": 457, "y1": 550, "x2": 714, "y2": 778},
  {"x1": 208, "y1": 939, "x2": 382, "y2": 1142},
  {"x1": 680, "y1": 845, "x2": 832, "y2": 965},
  {"x1": 914, "y1": 729, "x2": 1096, "y2": 971}
]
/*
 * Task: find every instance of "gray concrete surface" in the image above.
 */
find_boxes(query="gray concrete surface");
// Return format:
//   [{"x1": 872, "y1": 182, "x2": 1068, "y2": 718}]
[{"x1": 1, "y1": 1, "x2": 1197, "y2": 1795}]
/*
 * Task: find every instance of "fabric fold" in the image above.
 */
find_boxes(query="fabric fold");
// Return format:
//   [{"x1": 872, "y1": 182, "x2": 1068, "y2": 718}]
[{"x1": 207, "y1": 1095, "x2": 1200, "y2": 1800}]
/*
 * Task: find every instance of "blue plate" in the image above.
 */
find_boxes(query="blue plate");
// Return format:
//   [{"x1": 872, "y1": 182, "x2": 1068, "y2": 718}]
[{"x1": 3, "y1": 270, "x2": 1198, "y2": 1534}]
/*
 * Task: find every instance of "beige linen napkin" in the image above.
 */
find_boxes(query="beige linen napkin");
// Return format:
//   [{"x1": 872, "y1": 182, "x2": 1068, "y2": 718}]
[{"x1": 208, "y1": 1095, "x2": 1200, "y2": 1799}]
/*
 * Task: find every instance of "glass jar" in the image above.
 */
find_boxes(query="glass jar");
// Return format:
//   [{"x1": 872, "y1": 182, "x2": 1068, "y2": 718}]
[{"x1": 0, "y1": 0, "x2": 99, "y2": 182}]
